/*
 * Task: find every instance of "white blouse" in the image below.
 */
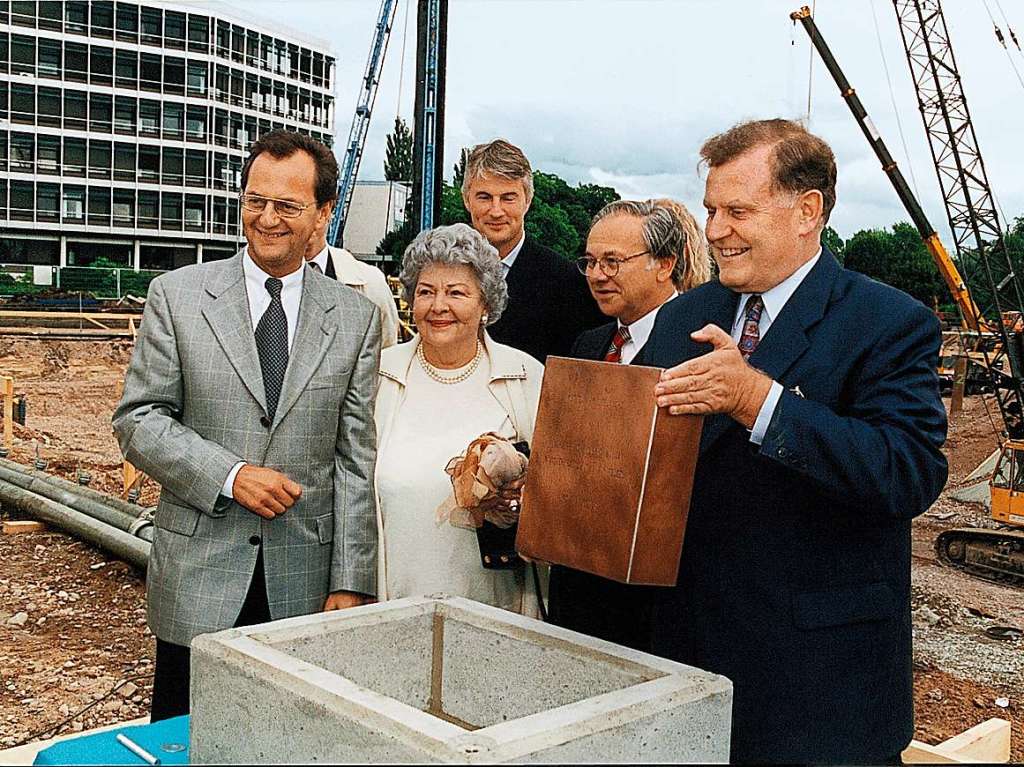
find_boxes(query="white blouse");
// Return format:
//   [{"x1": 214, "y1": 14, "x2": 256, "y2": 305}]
[{"x1": 375, "y1": 351, "x2": 526, "y2": 612}]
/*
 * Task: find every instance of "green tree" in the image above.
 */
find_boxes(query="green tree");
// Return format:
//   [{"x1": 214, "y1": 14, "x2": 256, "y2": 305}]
[
  {"x1": 440, "y1": 182, "x2": 470, "y2": 226},
  {"x1": 821, "y1": 225, "x2": 845, "y2": 262},
  {"x1": 526, "y1": 199, "x2": 580, "y2": 259},
  {"x1": 843, "y1": 222, "x2": 948, "y2": 308},
  {"x1": 375, "y1": 219, "x2": 418, "y2": 272},
  {"x1": 376, "y1": 166, "x2": 619, "y2": 264},
  {"x1": 452, "y1": 148, "x2": 470, "y2": 189},
  {"x1": 527, "y1": 172, "x2": 617, "y2": 260},
  {"x1": 384, "y1": 117, "x2": 413, "y2": 182}
]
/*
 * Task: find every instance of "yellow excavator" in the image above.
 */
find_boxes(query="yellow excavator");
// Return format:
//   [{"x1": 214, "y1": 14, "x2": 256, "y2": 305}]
[{"x1": 793, "y1": 5, "x2": 1024, "y2": 588}]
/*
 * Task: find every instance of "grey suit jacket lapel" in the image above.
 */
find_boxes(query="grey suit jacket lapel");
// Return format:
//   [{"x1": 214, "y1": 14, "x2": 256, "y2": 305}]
[
  {"x1": 202, "y1": 255, "x2": 268, "y2": 413},
  {"x1": 273, "y1": 271, "x2": 338, "y2": 429}
]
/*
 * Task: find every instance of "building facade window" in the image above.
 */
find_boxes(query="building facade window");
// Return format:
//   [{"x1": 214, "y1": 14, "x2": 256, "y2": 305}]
[{"x1": 0, "y1": 4, "x2": 334, "y2": 263}]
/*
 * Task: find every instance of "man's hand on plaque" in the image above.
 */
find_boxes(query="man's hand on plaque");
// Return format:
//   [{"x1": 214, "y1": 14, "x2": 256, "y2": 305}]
[{"x1": 654, "y1": 324, "x2": 773, "y2": 429}]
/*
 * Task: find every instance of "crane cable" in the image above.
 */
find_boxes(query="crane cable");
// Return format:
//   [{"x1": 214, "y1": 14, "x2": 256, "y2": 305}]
[
  {"x1": 805, "y1": 0, "x2": 817, "y2": 122},
  {"x1": 394, "y1": 0, "x2": 412, "y2": 119},
  {"x1": 975, "y1": 0, "x2": 1019, "y2": 232},
  {"x1": 981, "y1": 0, "x2": 1024, "y2": 91},
  {"x1": 869, "y1": 0, "x2": 921, "y2": 202},
  {"x1": 993, "y1": 0, "x2": 1023, "y2": 53}
]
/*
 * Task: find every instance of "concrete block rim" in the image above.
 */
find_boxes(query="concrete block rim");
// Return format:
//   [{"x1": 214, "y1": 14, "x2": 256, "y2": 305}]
[{"x1": 191, "y1": 596, "x2": 734, "y2": 763}]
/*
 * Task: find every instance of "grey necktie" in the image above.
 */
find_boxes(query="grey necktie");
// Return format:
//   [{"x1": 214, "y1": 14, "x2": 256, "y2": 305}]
[
  {"x1": 255, "y1": 277, "x2": 289, "y2": 422},
  {"x1": 309, "y1": 261, "x2": 322, "y2": 273}
]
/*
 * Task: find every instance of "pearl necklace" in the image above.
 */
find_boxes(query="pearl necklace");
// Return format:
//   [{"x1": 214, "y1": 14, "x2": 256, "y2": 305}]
[{"x1": 417, "y1": 341, "x2": 483, "y2": 385}]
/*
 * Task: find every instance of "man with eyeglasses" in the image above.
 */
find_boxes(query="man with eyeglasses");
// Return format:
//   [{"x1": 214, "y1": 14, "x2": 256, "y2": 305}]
[
  {"x1": 114, "y1": 130, "x2": 381, "y2": 721},
  {"x1": 546, "y1": 199, "x2": 682, "y2": 652},
  {"x1": 462, "y1": 139, "x2": 603, "y2": 362}
]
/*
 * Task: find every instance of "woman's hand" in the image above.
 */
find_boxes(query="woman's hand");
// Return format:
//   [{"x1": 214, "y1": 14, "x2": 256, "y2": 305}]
[{"x1": 476, "y1": 475, "x2": 526, "y2": 528}]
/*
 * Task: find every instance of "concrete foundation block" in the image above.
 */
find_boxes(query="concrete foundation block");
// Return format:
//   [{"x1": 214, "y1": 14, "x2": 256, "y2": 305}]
[{"x1": 190, "y1": 595, "x2": 732, "y2": 763}]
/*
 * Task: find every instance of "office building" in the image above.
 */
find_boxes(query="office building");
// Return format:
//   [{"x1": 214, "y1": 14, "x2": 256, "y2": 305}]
[{"x1": 0, "y1": 0, "x2": 336, "y2": 270}]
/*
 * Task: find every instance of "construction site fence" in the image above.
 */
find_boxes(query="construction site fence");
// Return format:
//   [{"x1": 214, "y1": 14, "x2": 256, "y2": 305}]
[{"x1": 0, "y1": 264, "x2": 166, "y2": 301}]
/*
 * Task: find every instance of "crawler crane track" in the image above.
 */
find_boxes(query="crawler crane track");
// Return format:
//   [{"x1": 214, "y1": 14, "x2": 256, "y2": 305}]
[{"x1": 935, "y1": 528, "x2": 1024, "y2": 589}]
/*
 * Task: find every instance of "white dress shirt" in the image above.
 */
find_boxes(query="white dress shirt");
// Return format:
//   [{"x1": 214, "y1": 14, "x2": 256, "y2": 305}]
[
  {"x1": 500, "y1": 234, "x2": 526, "y2": 277},
  {"x1": 242, "y1": 247, "x2": 305, "y2": 352},
  {"x1": 616, "y1": 294, "x2": 677, "y2": 364},
  {"x1": 308, "y1": 246, "x2": 332, "y2": 275},
  {"x1": 222, "y1": 249, "x2": 305, "y2": 498},
  {"x1": 733, "y1": 249, "x2": 820, "y2": 445}
]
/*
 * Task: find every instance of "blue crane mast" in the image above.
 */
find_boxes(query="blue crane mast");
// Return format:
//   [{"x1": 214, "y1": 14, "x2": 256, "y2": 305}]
[
  {"x1": 412, "y1": 0, "x2": 447, "y2": 231},
  {"x1": 327, "y1": 0, "x2": 400, "y2": 247}
]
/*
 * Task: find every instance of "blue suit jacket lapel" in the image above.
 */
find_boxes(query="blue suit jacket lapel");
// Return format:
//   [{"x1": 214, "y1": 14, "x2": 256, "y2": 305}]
[
  {"x1": 747, "y1": 251, "x2": 838, "y2": 381},
  {"x1": 699, "y1": 250, "x2": 839, "y2": 455}
]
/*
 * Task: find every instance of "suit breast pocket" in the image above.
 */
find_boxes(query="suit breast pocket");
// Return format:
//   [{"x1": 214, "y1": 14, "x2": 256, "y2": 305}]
[{"x1": 308, "y1": 372, "x2": 350, "y2": 390}]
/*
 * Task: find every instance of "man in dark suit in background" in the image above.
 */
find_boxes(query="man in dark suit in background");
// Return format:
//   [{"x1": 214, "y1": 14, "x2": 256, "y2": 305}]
[
  {"x1": 547, "y1": 199, "x2": 683, "y2": 650},
  {"x1": 462, "y1": 139, "x2": 603, "y2": 361},
  {"x1": 646, "y1": 119, "x2": 948, "y2": 763}
]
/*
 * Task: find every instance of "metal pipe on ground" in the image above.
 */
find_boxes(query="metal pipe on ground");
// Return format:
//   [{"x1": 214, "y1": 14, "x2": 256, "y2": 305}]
[
  {"x1": 0, "y1": 456, "x2": 150, "y2": 517},
  {"x1": 0, "y1": 479, "x2": 149, "y2": 569},
  {"x1": 0, "y1": 458, "x2": 152, "y2": 541}
]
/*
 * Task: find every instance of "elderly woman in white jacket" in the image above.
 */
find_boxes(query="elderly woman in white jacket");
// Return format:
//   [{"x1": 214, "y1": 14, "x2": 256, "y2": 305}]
[{"x1": 374, "y1": 223, "x2": 544, "y2": 614}]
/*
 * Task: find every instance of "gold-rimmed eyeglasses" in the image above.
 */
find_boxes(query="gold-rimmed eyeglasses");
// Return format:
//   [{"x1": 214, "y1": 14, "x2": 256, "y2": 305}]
[
  {"x1": 574, "y1": 250, "x2": 651, "y2": 277},
  {"x1": 239, "y1": 193, "x2": 311, "y2": 219}
]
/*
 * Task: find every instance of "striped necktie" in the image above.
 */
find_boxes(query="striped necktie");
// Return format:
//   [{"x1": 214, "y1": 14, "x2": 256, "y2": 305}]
[{"x1": 605, "y1": 325, "x2": 631, "y2": 363}]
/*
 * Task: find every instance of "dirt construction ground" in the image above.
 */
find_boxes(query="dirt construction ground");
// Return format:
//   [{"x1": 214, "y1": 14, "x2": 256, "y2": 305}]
[{"x1": 0, "y1": 338, "x2": 1022, "y2": 759}]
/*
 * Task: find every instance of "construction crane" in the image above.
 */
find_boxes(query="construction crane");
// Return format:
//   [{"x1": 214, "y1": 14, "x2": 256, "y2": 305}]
[
  {"x1": 326, "y1": 0, "x2": 400, "y2": 247},
  {"x1": 792, "y1": 4, "x2": 1024, "y2": 588},
  {"x1": 412, "y1": 0, "x2": 447, "y2": 230}
]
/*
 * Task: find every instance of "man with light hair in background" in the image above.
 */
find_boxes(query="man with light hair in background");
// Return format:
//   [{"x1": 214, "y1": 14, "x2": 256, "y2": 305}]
[
  {"x1": 651, "y1": 197, "x2": 713, "y2": 292},
  {"x1": 461, "y1": 139, "x2": 604, "y2": 362}
]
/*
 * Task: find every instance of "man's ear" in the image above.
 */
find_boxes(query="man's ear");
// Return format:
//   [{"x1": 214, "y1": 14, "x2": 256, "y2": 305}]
[
  {"x1": 656, "y1": 256, "x2": 677, "y2": 284},
  {"x1": 796, "y1": 190, "x2": 824, "y2": 235},
  {"x1": 315, "y1": 202, "x2": 334, "y2": 233}
]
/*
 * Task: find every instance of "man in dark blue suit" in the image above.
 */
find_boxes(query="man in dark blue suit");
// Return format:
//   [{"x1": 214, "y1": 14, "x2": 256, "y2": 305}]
[{"x1": 646, "y1": 119, "x2": 947, "y2": 764}]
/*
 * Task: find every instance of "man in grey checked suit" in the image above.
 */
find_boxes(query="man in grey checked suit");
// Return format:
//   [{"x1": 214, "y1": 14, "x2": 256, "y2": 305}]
[{"x1": 113, "y1": 130, "x2": 381, "y2": 720}]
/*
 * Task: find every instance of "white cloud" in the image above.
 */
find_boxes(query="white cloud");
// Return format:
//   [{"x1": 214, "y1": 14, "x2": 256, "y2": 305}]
[{"x1": 240, "y1": 0, "x2": 1024, "y2": 241}]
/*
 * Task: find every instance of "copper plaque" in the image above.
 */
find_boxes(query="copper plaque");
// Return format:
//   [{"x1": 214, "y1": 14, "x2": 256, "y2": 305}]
[{"x1": 516, "y1": 357, "x2": 703, "y2": 586}]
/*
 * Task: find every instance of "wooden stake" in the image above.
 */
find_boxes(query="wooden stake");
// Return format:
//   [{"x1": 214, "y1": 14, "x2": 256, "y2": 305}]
[
  {"x1": 950, "y1": 356, "x2": 968, "y2": 414},
  {"x1": 3, "y1": 520, "x2": 47, "y2": 535},
  {"x1": 2, "y1": 375, "x2": 14, "y2": 450}
]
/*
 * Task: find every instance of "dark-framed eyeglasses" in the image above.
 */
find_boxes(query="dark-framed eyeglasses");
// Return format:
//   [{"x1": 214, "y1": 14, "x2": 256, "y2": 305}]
[
  {"x1": 239, "y1": 193, "x2": 311, "y2": 219},
  {"x1": 574, "y1": 251, "x2": 651, "y2": 277}
]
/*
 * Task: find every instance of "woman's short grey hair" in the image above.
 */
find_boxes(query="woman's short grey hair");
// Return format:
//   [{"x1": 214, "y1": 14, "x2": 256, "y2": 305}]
[
  {"x1": 591, "y1": 200, "x2": 686, "y2": 272},
  {"x1": 399, "y1": 223, "x2": 508, "y2": 326}
]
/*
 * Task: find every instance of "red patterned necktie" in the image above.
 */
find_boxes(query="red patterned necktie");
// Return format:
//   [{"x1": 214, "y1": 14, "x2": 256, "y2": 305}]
[
  {"x1": 738, "y1": 295, "x2": 764, "y2": 360},
  {"x1": 605, "y1": 325, "x2": 631, "y2": 363}
]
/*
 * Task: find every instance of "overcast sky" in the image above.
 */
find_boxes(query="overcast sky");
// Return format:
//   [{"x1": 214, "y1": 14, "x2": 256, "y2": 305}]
[{"x1": 240, "y1": 0, "x2": 1024, "y2": 241}]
